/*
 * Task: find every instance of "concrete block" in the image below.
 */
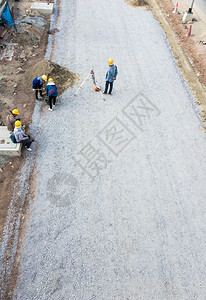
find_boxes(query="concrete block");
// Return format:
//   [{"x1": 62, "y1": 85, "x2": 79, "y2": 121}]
[
  {"x1": 0, "y1": 126, "x2": 22, "y2": 157},
  {"x1": 30, "y1": 2, "x2": 54, "y2": 15},
  {"x1": 182, "y1": 12, "x2": 194, "y2": 23}
]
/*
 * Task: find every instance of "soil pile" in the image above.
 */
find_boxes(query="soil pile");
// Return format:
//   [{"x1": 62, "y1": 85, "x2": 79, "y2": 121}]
[
  {"x1": 126, "y1": 0, "x2": 149, "y2": 7},
  {"x1": 24, "y1": 60, "x2": 78, "y2": 96}
]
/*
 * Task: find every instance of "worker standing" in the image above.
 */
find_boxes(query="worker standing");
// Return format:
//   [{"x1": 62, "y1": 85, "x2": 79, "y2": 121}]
[
  {"x1": 6, "y1": 109, "x2": 20, "y2": 133},
  {"x1": 103, "y1": 58, "x2": 118, "y2": 95},
  {"x1": 32, "y1": 75, "x2": 47, "y2": 100},
  {"x1": 46, "y1": 78, "x2": 58, "y2": 111},
  {"x1": 14, "y1": 121, "x2": 33, "y2": 152}
]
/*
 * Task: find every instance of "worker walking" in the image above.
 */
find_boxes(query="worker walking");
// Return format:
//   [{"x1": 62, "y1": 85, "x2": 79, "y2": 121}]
[
  {"x1": 6, "y1": 109, "x2": 20, "y2": 133},
  {"x1": 46, "y1": 78, "x2": 58, "y2": 111},
  {"x1": 14, "y1": 121, "x2": 33, "y2": 152},
  {"x1": 32, "y1": 75, "x2": 47, "y2": 100},
  {"x1": 103, "y1": 58, "x2": 118, "y2": 95}
]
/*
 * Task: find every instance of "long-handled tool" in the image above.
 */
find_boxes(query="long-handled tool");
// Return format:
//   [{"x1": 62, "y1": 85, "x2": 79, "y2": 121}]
[
  {"x1": 99, "y1": 87, "x2": 105, "y2": 101},
  {"x1": 74, "y1": 71, "x2": 91, "y2": 96},
  {"x1": 91, "y1": 69, "x2": 105, "y2": 101},
  {"x1": 90, "y1": 69, "x2": 96, "y2": 85}
]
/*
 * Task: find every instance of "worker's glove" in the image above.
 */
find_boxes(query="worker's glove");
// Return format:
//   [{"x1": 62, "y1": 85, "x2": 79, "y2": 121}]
[{"x1": 33, "y1": 89, "x2": 35, "y2": 91}]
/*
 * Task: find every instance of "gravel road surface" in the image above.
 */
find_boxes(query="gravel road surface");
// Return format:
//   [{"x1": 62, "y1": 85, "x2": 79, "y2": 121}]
[
  {"x1": 13, "y1": 0, "x2": 206, "y2": 299},
  {"x1": 188, "y1": 0, "x2": 206, "y2": 17}
]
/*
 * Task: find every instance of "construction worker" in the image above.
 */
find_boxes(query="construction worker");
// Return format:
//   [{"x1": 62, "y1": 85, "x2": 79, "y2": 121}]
[
  {"x1": 103, "y1": 58, "x2": 118, "y2": 95},
  {"x1": 6, "y1": 109, "x2": 20, "y2": 133},
  {"x1": 14, "y1": 121, "x2": 33, "y2": 152},
  {"x1": 32, "y1": 75, "x2": 47, "y2": 100},
  {"x1": 46, "y1": 78, "x2": 58, "y2": 111}
]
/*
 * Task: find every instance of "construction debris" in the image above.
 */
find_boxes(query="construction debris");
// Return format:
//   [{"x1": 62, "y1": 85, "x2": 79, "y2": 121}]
[
  {"x1": 126, "y1": 0, "x2": 149, "y2": 7},
  {"x1": 0, "y1": 43, "x2": 18, "y2": 61},
  {"x1": 15, "y1": 16, "x2": 47, "y2": 32},
  {"x1": 10, "y1": 15, "x2": 47, "y2": 47}
]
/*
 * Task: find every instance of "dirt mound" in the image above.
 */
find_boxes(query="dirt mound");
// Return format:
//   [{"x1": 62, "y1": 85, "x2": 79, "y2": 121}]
[
  {"x1": 126, "y1": 0, "x2": 149, "y2": 7},
  {"x1": 24, "y1": 60, "x2": 78, "y2": 96}
]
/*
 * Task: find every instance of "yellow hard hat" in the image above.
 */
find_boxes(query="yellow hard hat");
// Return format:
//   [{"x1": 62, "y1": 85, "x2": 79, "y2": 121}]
[
  {"x1": 48, "y1": 78, "x2": 54, "y2": 82},
  {"x1": 12, "y1": 109, "x2": 19, "y2": 115},
  {"x1": 108, "y1": 58, "x2": 113, "y2": 65},
  {"x1": 15, "y1": 120, "x2": 21, "y2": 128},
  {"x1": 42, "y1": 75, "x2": 47, "y2": 82}
]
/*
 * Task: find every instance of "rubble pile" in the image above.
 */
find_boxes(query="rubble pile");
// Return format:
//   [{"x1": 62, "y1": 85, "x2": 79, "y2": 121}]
[
  {"x1": 200, "y1": 106, "x2": 206, "y2": 122},
  {"x1": 12, "y1": 16, "x2": 47, "y2": 45},
  {"x1": 24, "y1": 60, "x2": 78, "y2": 96},
  {"x1": 127, "y1": 0, "x2": 149, "y2": 7},
  {"x1": 8, "y1": 15, "x2": 47, "y2": 62}
]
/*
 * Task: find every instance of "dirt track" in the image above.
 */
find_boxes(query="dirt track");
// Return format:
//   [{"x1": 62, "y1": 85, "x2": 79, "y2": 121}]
[{"x1": 0, "y1": 0, "x2": 50, "y2": 240}]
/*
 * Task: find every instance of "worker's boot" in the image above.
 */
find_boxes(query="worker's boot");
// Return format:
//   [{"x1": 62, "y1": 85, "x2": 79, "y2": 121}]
[{"x1": 25, "y1": 147, "x2": 32, "y2": 152}]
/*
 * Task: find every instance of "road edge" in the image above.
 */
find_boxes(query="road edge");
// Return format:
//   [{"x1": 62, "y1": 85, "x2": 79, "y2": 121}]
[
  {"x1": 126, "y1": 0, "x2": 206, "y2": 129},
  {"x1": 0, "y1": 1, "x2": 61, "y2": 299}
]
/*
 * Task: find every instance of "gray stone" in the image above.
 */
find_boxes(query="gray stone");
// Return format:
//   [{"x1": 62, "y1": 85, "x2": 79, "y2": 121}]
[{"x1": 16, "y1": 16, "x2": 47, "y2": 32}]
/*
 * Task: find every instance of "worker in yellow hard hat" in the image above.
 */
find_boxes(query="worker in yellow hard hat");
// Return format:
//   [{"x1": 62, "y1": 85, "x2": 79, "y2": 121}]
[
  {"x1": 14, "y1": 121, "x2": 34, "y2": 152},
  {"x1": 6, "y1": 109, "x2": 20, "y2": 133},
  {"x1": 46, "y1": 78, "x2": 58, "y2": 111},
  {"x1": 103, "y1": 58, "x2": 118, "y2": 95},
  {"x1": 32, "y1": 75, "x2": 47, "y2": 100}
]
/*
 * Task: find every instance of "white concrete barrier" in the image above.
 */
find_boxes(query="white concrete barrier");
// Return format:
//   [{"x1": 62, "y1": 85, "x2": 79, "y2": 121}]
[
  {"x1": 30, "y1": 2, "x2": 54, "y2": 15},
  {"x1": 0, "y1": 126, "x2": 22, "y2": 157},
  {"x1": 182, "y1": 12, "x2": 194, "y2": 23}
]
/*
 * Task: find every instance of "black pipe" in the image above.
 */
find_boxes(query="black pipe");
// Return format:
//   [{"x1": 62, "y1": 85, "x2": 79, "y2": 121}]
[{"x1": 188, "y1": 0, "x2": 195, "y2": 13}]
